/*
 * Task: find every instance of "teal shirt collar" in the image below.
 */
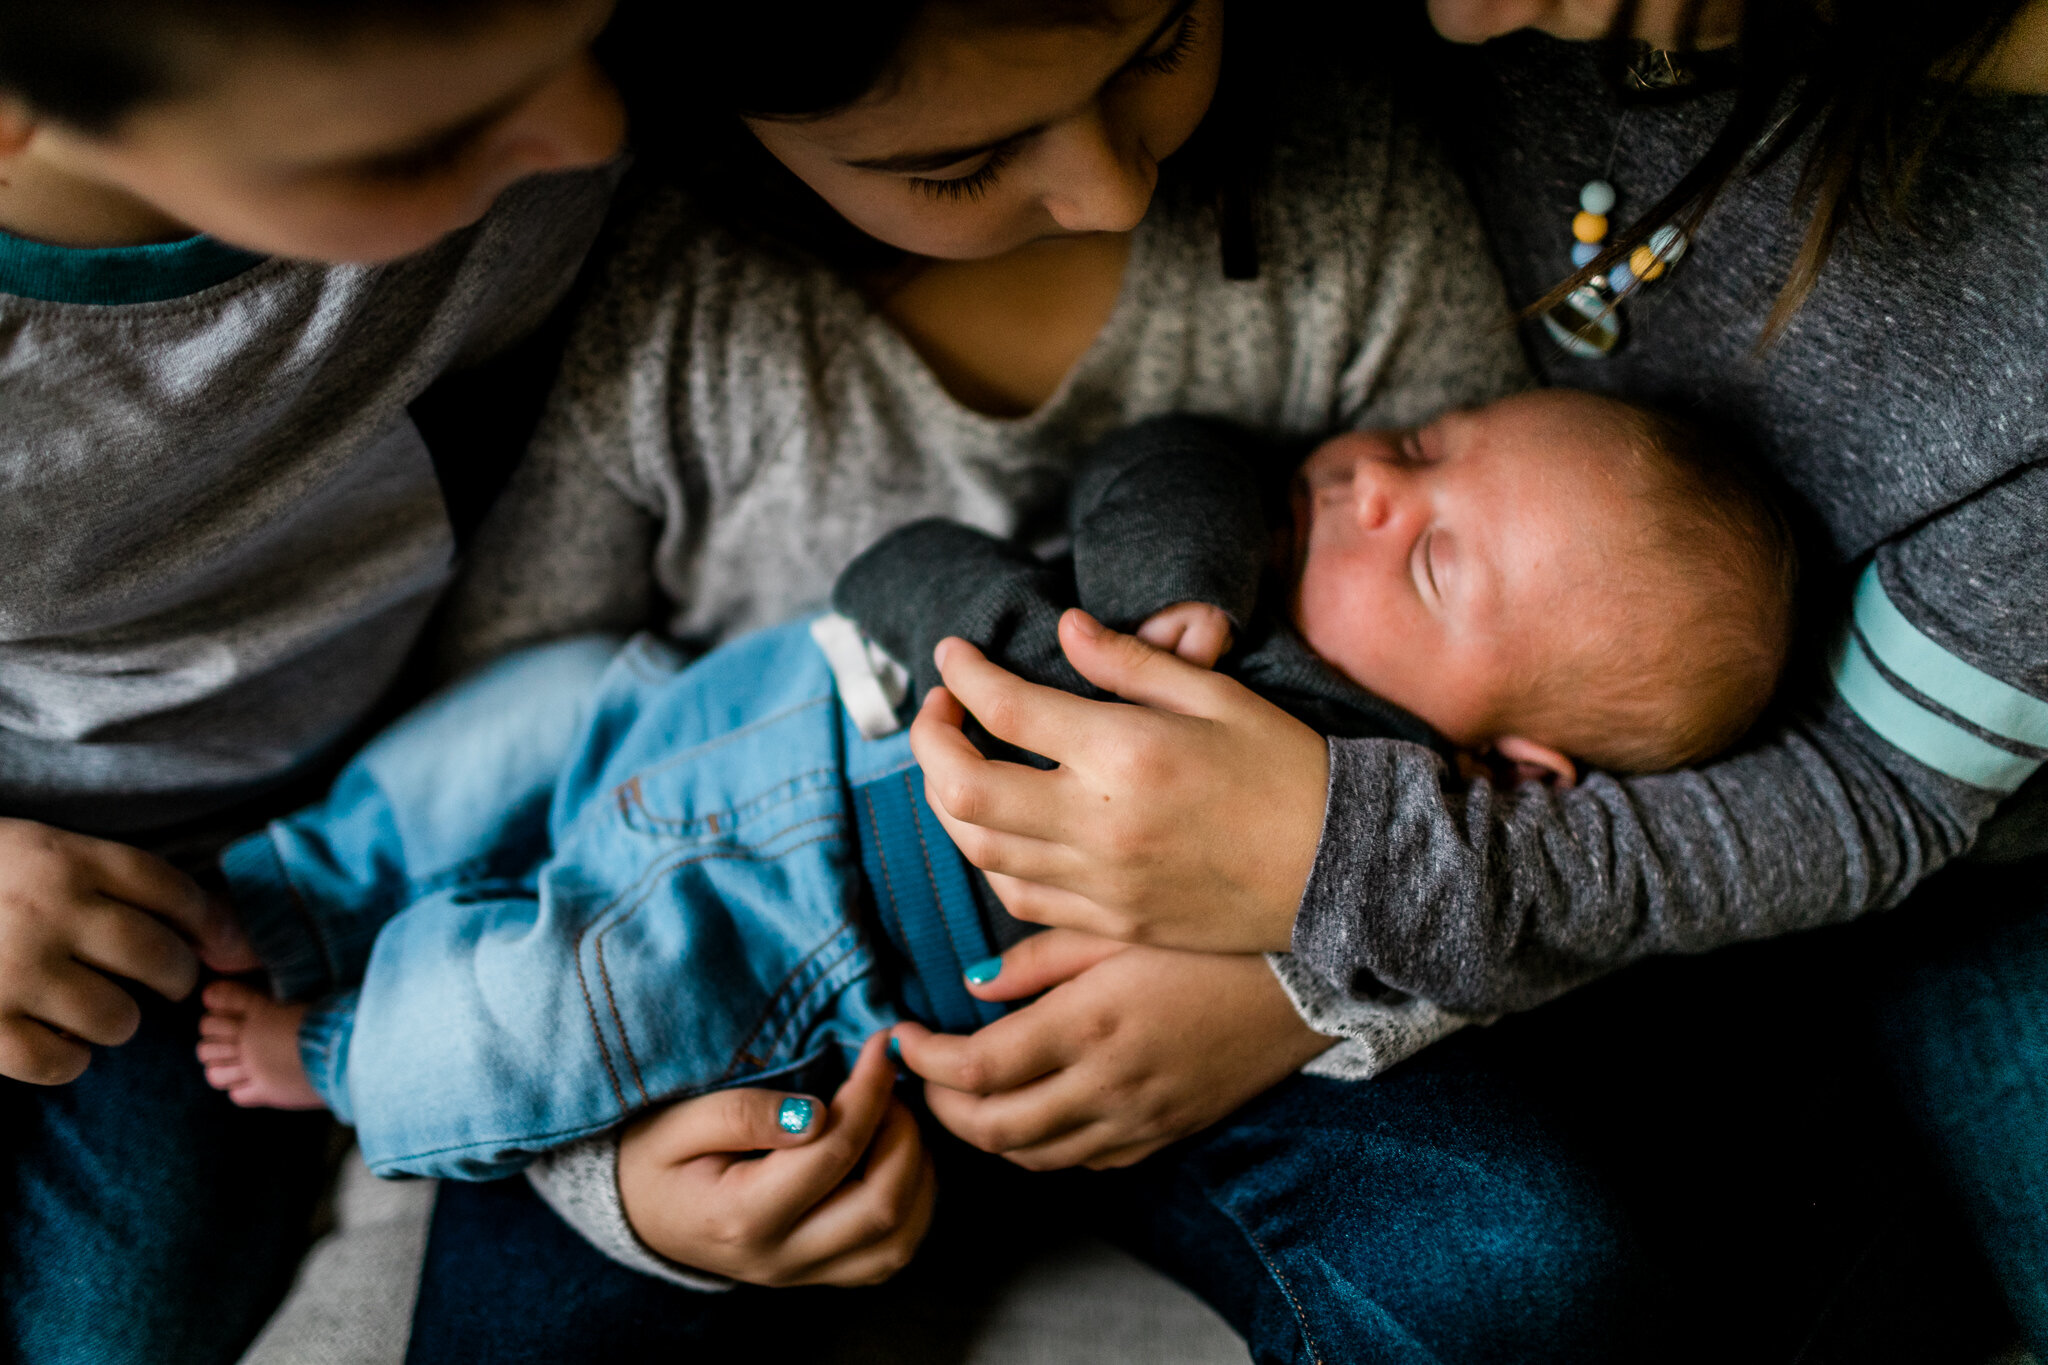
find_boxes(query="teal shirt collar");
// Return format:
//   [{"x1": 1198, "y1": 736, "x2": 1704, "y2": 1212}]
[{"x1": 0, "y1": 229, "x2": 264, "y2": 305}]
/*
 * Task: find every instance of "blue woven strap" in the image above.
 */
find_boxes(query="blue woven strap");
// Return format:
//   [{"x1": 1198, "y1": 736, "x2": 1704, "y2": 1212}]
[{"x1": 848, "y1": 765, "x2": 1006, "y2": 1035}]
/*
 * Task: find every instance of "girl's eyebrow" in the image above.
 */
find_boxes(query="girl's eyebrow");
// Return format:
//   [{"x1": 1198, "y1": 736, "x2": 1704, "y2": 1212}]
[{"x1": 842, "y1": 0, "x2": 1198, "y2": 173}]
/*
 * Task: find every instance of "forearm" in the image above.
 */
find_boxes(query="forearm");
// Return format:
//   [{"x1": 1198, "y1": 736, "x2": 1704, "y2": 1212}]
[{"x1": 1294, "y1": 697, "x2": 1996, "y2": 1015}]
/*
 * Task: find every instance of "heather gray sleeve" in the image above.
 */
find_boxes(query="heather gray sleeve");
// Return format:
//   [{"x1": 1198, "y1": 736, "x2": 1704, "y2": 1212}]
[
  {"x1": 1293, "y1": 462, "x2": 2048, "y2": 1015},
  {"x1": 432, "y1": 364, "x2": 660, "y2": 681},
  {"x1": 524, "y1": 1136, "x2": 733, "y2": 1291}
]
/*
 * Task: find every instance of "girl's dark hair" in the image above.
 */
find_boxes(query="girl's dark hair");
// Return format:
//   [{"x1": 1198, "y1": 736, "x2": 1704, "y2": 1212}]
[
  {"x1": 601, "y1": 0, "x2": 1283, "y2": 279},
  {"x1": 1537, "y1": 0, "x2": 2033, "y2": 345},
  {"x1": 0, "y1": 0, "x2": 526, "y2": 131}
]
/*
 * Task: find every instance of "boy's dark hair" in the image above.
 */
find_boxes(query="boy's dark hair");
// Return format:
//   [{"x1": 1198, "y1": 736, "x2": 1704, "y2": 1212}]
[{"x1": 0, "y1": 0, "x2": 529, "y2": 131}]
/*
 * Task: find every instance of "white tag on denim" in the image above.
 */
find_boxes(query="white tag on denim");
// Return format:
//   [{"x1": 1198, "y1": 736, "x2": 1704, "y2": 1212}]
[{"x1": 810, "y1": 613, "x2": 910, "y2": 740}]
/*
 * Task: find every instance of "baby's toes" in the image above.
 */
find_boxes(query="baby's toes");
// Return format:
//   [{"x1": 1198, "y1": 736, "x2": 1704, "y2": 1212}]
[
  {"x1": 196, "y1": 1039, "x2": 241, "y2": 1066},
  {"x1": 197, "y1": 1012, "x2": 240, "y2": 1042},
  {"x1": 200, "y1": 978, "x2": 265, "y2": 1017},
  {"x1": 205, "y1": 1062, "x2": 250, "y2": 1093}
]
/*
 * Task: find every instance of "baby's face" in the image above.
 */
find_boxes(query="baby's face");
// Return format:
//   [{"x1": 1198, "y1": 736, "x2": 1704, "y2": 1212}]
[{"x1": 1290, "y1": 390, "x2": 1642, "y2": 748}]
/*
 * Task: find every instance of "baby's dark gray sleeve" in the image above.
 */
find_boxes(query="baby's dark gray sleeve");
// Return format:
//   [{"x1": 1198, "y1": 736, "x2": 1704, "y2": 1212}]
[
  {"x1": 832, "y1": 520, "x2": 1095, "y2": 708},
  {"x1": 1068, "y1": 416, "x2": 1272, "y2": 632}
]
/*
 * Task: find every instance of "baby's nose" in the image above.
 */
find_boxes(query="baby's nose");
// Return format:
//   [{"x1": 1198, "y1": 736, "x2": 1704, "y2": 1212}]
[{"x1": 1351, "y1": 465, "x2": 1393, "y2": 530}]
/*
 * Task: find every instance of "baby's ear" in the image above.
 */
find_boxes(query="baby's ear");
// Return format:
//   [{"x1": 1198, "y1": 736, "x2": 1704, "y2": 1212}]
[{"x1": 1489, "y1": 736, "x2": 1578, "y2": 790}]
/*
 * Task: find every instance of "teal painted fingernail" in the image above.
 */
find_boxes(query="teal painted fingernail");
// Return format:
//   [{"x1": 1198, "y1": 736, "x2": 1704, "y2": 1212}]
[
  {"x1": 777, "y1": 1097, "x2": 816, "y2": 1135},
  {"x1": 887, "y1": 1036, "x2": 903, "y2": 1060},
  {"x1": 964, "y1": 957, "x2": 1002, "y2": 986}
]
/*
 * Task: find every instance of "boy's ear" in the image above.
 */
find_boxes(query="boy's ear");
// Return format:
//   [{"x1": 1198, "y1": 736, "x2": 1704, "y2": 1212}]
[
  {"x1": 0, "y1": 97, "x2": 37, "y2": 157},
  {"x1": 1490, "y1": 736, "x2": 1578, "y2": 790}
]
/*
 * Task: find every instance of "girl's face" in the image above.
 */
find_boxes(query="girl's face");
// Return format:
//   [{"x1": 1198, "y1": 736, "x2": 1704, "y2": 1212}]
[
  {"x1": 745, "y1": 0, "x2": 1223, "y2": 261},
  {"x1": 1426, "y1": 0, "x2": 1741, "y2": 45}
]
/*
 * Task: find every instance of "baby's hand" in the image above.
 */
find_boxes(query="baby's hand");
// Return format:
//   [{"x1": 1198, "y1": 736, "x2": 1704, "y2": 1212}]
[
  {"x1": 0, "y1": 818, "x2": 250, "y2": 1085},
  {"x1": 1134, "y1": 602, "x2": 1234, "y2": 669}
]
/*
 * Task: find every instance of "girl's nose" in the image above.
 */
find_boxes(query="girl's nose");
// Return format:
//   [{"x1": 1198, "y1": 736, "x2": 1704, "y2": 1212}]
[{"x1": 1038, "y1": 109, "x2": 1158, "y2": 234}]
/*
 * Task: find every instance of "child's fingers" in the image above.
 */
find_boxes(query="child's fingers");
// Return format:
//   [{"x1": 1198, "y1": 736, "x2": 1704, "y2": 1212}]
[
  {"x1": 889, "y1": 1013, "x2": 1068, "y2": 1096},
  {"x1": 22, "y1": 958, "x2": 143, "y2": 1049},
  {"x1": 978, "y1": 874, "x2": 1125, "y2": 937},
  {"x1": 961, "y1": 928, "x2": 1127, "y2": 1002},
  {"x1": 1055, "y1": 610, "x2": 1234, "y2": 715},
  {"x1": 908, "y1": 692, "x2": 1076, "y2": 849},
  {"x1": 0, "y1": 1015, "x2": 92, "y2": 1086},
  {"x1": 777, "y1": 1098, "x2": 932, "y2": 1275},
  {"x1": 623, "y1": 1085, "x2": 829, "y2": 1169},
  {"x1": 927, "y1": 638, "x2": 1117, "y2": 769},
  {"x1": 78, "y1": 839, "x2": 227, "y2": 946},
  {"x1": 741, "y1": 1033, "x2": 899, "y2": 1225},
  {"x1": 70, "y1": 895, "x2": 203, "y2": 1003}
]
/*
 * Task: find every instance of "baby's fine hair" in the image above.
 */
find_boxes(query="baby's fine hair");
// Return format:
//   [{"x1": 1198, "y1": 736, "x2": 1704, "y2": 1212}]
[{"x1": 1520, "y1": 399, "x2": 1799, "y2": 774}]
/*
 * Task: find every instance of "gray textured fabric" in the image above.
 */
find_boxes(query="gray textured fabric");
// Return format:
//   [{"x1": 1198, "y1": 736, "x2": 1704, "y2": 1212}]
[
  {"x1": 238, "y1": 1149, "x2": 431, "y2": 1365},
  {"x1": 0, "y1": 167, "x2": 615, "y2": 837},
  {"x1": 487, "y1": 72, "x2": 1529, "y2": 1281},
  {"x1": 832, "y1": 415, "x2": 1441, "y2": 752},
  {"x1": 1289, "y1": 38, "x2": 2048, "y2": 1015},
  {"x1": 436, "y1": 81, "x2": 1527, "y2": 677},
  {"x1": 243, "y1": 1154, "x2": 1250, "y2": 1365}
]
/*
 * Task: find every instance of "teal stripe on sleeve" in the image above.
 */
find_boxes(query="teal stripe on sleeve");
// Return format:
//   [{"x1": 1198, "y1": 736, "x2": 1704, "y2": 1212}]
[
  {"x1": 1831, "y1": 629, "x2": 2043, "y2": 793},
  {"x1": 0, "y1": 230, "x2": 263, "y2": 305},
  {"x1": 1852, "y1": 564, "x2": 2048, "y2": 750}
]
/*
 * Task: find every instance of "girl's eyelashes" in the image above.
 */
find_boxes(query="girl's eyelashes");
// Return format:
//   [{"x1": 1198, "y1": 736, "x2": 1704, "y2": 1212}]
[
  {"x1": 1130, "y1": 12, "x2": 1200, "y2": 78},
  {"x1": 908, "y1": 142, "x2": 1023, "y2": 203}
]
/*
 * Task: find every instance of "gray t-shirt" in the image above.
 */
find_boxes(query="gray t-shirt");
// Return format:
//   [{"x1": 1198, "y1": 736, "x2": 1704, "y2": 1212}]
[
  {"x1": 1289, "y1": 36, "x2": 2048, "y2": 1015},
  {"x1": 456, "y1": 76, "x2": 1525, "y2": 1285},
  {"x1": 0, "y1": 166, "x2": 615, "y2": 838}
]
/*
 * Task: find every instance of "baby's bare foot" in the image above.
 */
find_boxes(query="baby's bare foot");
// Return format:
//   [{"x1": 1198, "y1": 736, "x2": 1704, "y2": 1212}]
[{"x1": 196, "y1": 980, "x2": 324, "y2": 1110}]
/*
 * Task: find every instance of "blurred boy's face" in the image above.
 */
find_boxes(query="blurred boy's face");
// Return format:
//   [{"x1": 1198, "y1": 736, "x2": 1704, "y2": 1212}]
[
  {"x1": 1289, "y1": 390, "x2": 1643, "y2": 748},
  {"x1": 745, "y1": 0, "x2": 1222, "y2": 261},
  {"x1": 5, "y1": 0, "x2": 623, "y2": 263}
]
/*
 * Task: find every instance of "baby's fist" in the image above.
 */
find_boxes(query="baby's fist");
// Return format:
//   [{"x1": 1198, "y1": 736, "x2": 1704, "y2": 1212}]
[{"x1": 1135, "y1": 602, "x2": 1235, "y2": 669}]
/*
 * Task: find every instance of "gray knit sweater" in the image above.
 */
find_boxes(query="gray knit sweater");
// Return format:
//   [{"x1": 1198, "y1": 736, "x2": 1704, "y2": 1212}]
[
  {"x1": 1289, "y1": 36, "x2": 2048, "y2": 1015},
  {"x1": 442, "y1": 75, "x2": 1521, "y2": 1284}
]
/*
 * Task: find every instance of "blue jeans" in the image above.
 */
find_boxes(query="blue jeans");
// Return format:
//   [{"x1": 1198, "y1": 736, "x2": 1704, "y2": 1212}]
[
  {"x1": 3, "y1": 990, "x2": 330, "y2": 1365},
  {"x1": 224, "y1": 624, "x2": 995, "y2": 1181},
  {"x1": 405, "y1": 1037, "x2": 1653, "y2": 1365},
  {"x1": 1879, "y1": 855, "x2": 2048, "y2": 1356}
]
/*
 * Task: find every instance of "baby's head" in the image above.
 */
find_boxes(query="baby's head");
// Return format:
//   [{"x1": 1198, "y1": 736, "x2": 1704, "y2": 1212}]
[{"x1": 1291, "y1": 388, "x2": 1795, "y2": 783}]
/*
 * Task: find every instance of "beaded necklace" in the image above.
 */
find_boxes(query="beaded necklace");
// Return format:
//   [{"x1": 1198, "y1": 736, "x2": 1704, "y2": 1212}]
[{"x1": 1541, "y1": 48, "x2": 1701, "y2": 360}]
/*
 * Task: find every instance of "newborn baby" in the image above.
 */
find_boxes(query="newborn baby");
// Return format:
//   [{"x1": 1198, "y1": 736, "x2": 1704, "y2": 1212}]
[{"x1": 196, "y1": 389, "x2": 1795, "y2": 1182}]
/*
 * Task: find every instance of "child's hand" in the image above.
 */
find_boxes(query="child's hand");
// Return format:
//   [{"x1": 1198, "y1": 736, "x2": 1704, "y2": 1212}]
[
  {"x1": 1133, "y1": 602, "x2": 1234, "y2": 669},
  {"x1": 890, "y1": 931, "x2": 1331, "y2": 1170},
  {"x1": 0, "y1": 818, "x2": 250, "y2": 1085},
  {"x1": 909, "y1": 612, "x2": 1326, "y2": 954},
  {"x1": 618, "y1": 1033, "x2": 936, "y2": 1288}
]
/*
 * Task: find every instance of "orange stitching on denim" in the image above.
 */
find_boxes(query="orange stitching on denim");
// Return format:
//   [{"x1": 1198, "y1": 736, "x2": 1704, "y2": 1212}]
[
  {"x1": 572, "y1": 937, "x2": 630, "y2": 1117},
  {"x1": 591, "y1": 825, "x2": 848, "y2": 1088},
  {"x1": 593, "y1": 932, "x2": 650, "y2": 1106}
]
